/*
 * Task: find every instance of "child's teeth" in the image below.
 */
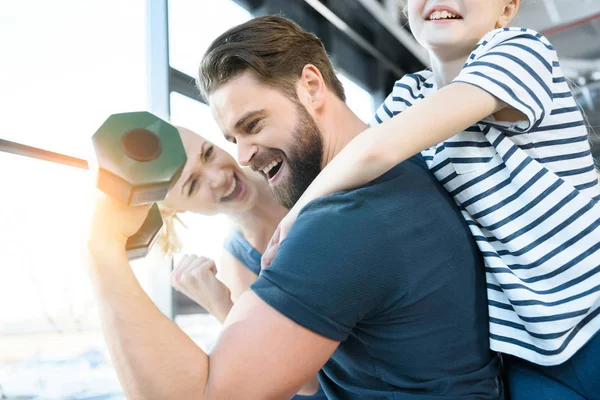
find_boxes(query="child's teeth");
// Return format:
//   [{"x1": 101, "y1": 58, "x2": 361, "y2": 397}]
[{"x1": 430, "y1": 10, "x2": 457, "y2": 20}]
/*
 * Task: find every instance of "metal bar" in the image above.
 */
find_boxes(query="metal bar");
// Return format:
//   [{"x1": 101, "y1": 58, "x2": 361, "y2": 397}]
[
  {"x1": 146, "y1": 0, "x2": 174, "y2": 320},
  {"x1": 0, "y1": 139, "x2": 89, "y2": 170},
  {"x1": 541, "y1": 11, "x2": 600, "y2": 37},
  {"x1": 147, "y1": 0, "x2": 171, "y2": 120},
  {"x1": 303, "y1": 0, "x2": 405, "y2": 78},
  {"x1": 352, "y1": 0, "x2": 429, "y2": 66},
  {"x1": 169, "y1": 67, "x2": 204, "y2": 103}
]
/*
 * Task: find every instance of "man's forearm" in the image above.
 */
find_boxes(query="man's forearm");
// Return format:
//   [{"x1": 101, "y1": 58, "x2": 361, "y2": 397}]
[{"x1": 87, "y1": 253, "x2": 210, "y2": 400}]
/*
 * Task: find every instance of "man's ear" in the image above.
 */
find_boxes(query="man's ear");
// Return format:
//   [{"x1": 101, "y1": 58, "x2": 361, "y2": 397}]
[{"x1": 298, "y1": 64, "x2": 327, "y2": 111}]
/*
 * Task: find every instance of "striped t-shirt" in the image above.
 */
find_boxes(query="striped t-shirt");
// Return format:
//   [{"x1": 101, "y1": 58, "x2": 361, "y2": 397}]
[{"x1": 372, "y1": 27, "x2": 600, "y2": 366}]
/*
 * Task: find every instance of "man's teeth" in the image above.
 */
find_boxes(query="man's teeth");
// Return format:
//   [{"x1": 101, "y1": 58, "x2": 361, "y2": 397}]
[
  {"x1": 262, "y1": 159, "x2": 282, "y2": 175},
  {"x1": 223, "y1": 178, "x2": 236, "y2": 197},
  {"x1": 429, "y1": 10, "x2": 459, "y2": 20}
]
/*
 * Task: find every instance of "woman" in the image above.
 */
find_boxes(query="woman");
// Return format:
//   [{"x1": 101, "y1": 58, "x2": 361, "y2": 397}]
[{"x1": 159, "y1": 127, "x2": 326, "y2": 399}]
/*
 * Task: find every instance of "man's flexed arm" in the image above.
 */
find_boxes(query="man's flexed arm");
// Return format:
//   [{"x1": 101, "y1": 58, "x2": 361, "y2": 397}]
[{"x1": 86, "y1": 193, "x2": 338, "y2": 399}]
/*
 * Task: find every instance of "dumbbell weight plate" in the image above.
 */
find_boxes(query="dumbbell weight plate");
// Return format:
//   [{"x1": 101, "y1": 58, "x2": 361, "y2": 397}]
[{"x1": 92, "y1": 112, "x2": 186, "y2": 206}]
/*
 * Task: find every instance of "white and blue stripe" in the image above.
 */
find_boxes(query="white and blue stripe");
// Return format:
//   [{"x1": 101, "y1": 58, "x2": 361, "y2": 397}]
[{"x1": 372, "y1": 27, "x2": 600, "y2": 365}]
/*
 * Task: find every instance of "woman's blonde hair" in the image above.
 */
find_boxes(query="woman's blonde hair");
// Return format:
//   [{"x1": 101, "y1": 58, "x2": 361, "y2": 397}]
[{"x1": 157, "y1": 203, "x2": 187, "y2": 255}]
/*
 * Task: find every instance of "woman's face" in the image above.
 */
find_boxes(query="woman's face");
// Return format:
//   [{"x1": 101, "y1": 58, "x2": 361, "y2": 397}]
[{"x1": 164, "y1": 128, "x2": 258, "y2": 216}]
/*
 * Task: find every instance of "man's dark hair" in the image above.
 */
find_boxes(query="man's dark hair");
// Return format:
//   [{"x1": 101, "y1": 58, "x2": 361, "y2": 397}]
[{"x1": 197, "y1": 15, "x2": 345, "y2": 102}]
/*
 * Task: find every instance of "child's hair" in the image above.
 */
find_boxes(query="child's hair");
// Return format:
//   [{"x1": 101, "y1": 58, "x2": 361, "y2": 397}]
[{"x1": 157, "y1": 204, "x2": 187, "y2": 255}]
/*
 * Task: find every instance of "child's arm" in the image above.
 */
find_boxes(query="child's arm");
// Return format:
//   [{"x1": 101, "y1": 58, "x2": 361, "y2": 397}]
[
  {"x1": 288, "y1": 82, "x2": 506, "y2": 220},
  {"x1": 268, "y1": 30, "x2": 556, "y2": 248}
]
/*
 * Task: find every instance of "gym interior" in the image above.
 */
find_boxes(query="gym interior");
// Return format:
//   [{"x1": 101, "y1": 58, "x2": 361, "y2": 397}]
[{"x1": 1, "y1": 0, "x2": 600, "y2": 398}]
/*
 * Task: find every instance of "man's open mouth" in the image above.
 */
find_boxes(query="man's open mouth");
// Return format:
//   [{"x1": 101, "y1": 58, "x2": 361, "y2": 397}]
[{"x1": 262, "y1": 158, "x2": 284, "y2": 181}]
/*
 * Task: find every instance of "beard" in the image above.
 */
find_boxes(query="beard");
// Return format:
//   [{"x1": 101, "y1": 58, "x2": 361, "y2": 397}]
[{"x1": 254, "y1": 103, "x2": 324, "y2": 209}]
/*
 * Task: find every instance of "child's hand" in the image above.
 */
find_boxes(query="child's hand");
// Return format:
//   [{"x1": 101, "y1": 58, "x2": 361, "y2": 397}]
[
  {"x1": 261, "y1": 225, "x2": 280, "y2": 268},
  {"x1": 261, "y1": 210, "x2": 300, "y2": 268},
  {"x1": 278, "y1": 209, "x2": 299, "y2": 242}
]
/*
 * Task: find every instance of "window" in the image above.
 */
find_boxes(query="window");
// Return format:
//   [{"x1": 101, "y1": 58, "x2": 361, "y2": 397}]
[
  {"x1": 0, "y1": 152, "x2": 167, "y2": 397},
  {"x1": 169, "y1": 92, "x2": 236, "y2": 158},
  {"x1": 168, "y1": 0, "x2": 252, "y2": 78},
  {"x1": 0, "y1": 0, "x2": 148, "y2": 159},
  {"x1": 338, "y1": 72, "x2": 376, "y2": 123},
  {"x1": 0, "y1": 1, "x2": 148, "y2": 397}
]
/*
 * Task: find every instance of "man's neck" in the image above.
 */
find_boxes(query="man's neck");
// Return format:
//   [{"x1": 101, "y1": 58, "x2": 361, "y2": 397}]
[{"x1": 320, "y1": 97, "x2": 369, "y2": 168}]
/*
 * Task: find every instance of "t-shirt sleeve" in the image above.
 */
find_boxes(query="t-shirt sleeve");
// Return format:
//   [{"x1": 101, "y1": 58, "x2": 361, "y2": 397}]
[
  {"x1": 251, "y1": 194, "x2": 403, "y2": 341},
  {"x1": 370, "y1": 91, "x2": 398, "y2": 126},
  {"x1": 370, "y1": 71, "x2": 432, "y2": 126},
  {"x1": 452, "y1": 28, "x2": 556, "y2": 132}
]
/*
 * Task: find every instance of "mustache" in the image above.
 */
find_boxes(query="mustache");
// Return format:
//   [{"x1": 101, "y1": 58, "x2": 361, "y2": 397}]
[{"x1": 250, "y1": 148, "x2": 286, "y2": 172}]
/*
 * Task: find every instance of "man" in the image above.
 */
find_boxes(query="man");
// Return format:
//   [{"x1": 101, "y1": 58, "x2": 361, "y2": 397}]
[{"x1": 87, "y1": 15, "x2": 501, "y2": 399}]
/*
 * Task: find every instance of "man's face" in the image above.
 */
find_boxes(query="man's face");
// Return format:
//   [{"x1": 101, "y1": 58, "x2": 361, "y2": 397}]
[{"x1": 210, "y1": 72, "x2": 324, "y2": 209}]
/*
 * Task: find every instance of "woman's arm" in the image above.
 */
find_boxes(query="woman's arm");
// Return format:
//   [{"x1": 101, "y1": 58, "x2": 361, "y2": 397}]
[
  {"x1": 171, "y1": 255, "x2": 234, "y2": 323},
  {"x1": 218, "y1": 250, "x2": 259, "y2": 302},
  {"x1": 172, "y1": 252, "x2": 322, "y2": 396}
]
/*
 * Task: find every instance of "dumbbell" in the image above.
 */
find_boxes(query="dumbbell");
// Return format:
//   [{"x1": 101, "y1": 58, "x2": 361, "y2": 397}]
[{"x1": 91, "y1": 111, "x2": 187, "y2": 260}]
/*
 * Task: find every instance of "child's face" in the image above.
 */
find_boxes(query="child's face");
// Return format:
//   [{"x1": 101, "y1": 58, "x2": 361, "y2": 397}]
[{"x1": 407, "y1": 0, "x2": 518, "y2": 59}]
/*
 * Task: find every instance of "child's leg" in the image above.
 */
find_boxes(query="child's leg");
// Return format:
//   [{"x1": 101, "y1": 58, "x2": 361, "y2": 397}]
[
  {"x1": 542, "y1": 332, "x2": 600, "y2": 400},
  {"x1": 503, "y1": 355, "x2": 586, "y2": 400},
  {"x1": 504, "y1": 332, "x2": 600, "y2": 400}
]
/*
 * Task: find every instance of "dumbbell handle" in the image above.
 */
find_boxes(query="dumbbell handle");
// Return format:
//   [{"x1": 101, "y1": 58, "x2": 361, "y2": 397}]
[{"x1": 126, "y1": 203, "x2": 163, "y2": 260}]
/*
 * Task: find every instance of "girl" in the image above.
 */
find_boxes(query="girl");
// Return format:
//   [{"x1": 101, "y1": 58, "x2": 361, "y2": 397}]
[{"x1": 273, "y1": 1, "x2": 600, "y2": 398}]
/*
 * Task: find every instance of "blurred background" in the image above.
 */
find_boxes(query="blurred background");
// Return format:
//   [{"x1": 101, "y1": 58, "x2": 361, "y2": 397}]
[{"x1": 0, "y1": 0, "x2": 598, "y2": 398}]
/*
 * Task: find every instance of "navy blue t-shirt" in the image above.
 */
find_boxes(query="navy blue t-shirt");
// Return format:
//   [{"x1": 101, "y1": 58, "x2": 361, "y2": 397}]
[
  {"x1": 252, "y1": 155, "x2": 501, "y2": 399},
  {"x1": 223, "y1": 231, "x2": 328, "y2": 400},
  {"x1": 223, "y1": 230, "x2": 262, "y2": 276}
]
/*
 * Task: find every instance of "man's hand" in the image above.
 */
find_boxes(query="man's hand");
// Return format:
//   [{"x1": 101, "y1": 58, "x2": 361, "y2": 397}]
[
  {"x1": 171, "y1": 255, "x2": 233, "y2": 323},
  {"x1": 87, "y1": 191, "x2": 152, "y2": 264}
]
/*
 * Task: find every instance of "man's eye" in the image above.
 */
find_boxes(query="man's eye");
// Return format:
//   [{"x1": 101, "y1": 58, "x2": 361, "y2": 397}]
[{"x1": 247, "y1": 119, "x2": 260, "y2": 132}]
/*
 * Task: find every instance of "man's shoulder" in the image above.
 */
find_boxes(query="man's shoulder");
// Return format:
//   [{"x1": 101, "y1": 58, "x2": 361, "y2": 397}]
[{"x1": 298, "y1": 155, "x2": 442, "y2": 228}]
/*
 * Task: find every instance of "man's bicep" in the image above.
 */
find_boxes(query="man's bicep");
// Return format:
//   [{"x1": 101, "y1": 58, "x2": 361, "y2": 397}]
[{"x1": 205, "y1": 291, "x2": 338, "y2": 399}]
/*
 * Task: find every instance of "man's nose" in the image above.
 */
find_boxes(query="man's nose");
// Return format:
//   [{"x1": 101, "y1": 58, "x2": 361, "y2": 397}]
[{"x1": 236, "y1": 138, "x2": 258, "y2": 167}]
